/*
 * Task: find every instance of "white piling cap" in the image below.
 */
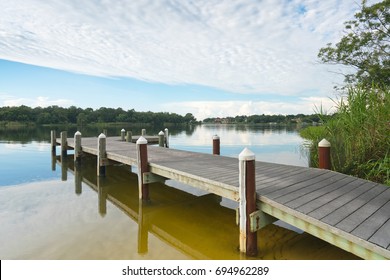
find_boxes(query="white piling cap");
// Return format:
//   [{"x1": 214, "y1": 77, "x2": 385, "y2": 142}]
[
  {"x1": 98, "y1": 133, "x2": 106, "y2": 139},
  {"x1": 318, "y1": 138, "x2": 331, "y2": 147},
  {"x1": 75, "y1": 131, "x2": 81, "y2": 136},
  {"x1": 136, "y1": 136, "x2": 148, "y2": 145},
  {"x1": 158, "y1": 131, "x2": 165, "y2": 135},
  {"x1": 239, "y1": 147, "x2": 255, "y2": 161},
  {"x1": 121, "y1": 128, "x2": 125, "y2": 132},
  {"x1": 212, "y1": 134, "x2": 220, "y2": 140},
  {"x1": 164, "y1": 128, "x2": 168, "y2": 131}
]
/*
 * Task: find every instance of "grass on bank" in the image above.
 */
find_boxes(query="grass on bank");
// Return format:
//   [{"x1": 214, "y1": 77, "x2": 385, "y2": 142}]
[{"x1": 300, "y1": 85, "x2": 390, "y2": 186}]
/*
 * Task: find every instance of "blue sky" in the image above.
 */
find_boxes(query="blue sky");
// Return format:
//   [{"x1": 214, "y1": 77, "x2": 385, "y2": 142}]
[{"x1": 0, "y1": 0, "x2": 372, "y2": 120}]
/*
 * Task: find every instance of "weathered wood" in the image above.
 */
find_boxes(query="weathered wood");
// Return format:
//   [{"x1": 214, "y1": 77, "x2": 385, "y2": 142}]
[
  {"x1": 74, "y1": 131, "x2": 82, "y2": 163},
  {"x1": 239, "y1": 148, "x2": 257, "y2": 256},
  {"x1": 318, "y1": 139, "x2": 331, "y2": 170},
  {"x1": 164, "y1": 128, "x2": 169, "y2": 148},
  {"x1": 97, "y1": 133, "x2": 106, "y2": 176},
  {"x1": 158, "y1": 131, "x2": 165, "y2": 147},
  {"x1": 212, "y1": 135, "x2": 220, "y2": 155},
  {"x1": 60, "y1": 131, "x2": 67, "y2": 156},
  {"x1": 50, "y1": 130, "x2": 56, "y2": 152},
  {"x1": 121, "y1": 129, "x2": 126, "y2": 141},
  {"x1": 126, "y1": 131, "x2": 132, "y2": 142},
  {"x1": 137, "y1": 136, "x2": 149, "y2": 200}
]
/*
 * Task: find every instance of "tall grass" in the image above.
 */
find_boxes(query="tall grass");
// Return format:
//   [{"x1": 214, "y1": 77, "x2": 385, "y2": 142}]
[{"x1": 300, "y1": 85, "x2": 390, "y2": 185}]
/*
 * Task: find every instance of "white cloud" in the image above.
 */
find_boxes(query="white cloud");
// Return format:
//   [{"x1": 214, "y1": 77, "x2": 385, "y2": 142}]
[
  {"x1": 0, "y1": 0, "x2": 364, "y2": 97},
  {"x1": 162, "y1": 97, "x2": 336, "y2": 120},
  {"x1": 0, "y1": 94, "x2": 73, "y2": 107}
]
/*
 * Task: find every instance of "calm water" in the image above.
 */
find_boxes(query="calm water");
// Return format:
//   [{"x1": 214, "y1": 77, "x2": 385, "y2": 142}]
[{"x1": 0, "y1": 124, "x2": 359, "y2": 259}]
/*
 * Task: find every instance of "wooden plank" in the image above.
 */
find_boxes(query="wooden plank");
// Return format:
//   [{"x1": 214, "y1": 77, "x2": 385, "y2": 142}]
[
  {"x1": 267, "y1": 171, "x2": 342, "y2": 201},
  {"x1": 351, "y1": 201, "x2": 390, "y2": 243},
  {"x1": 369, "y1": 218, "x2": 390, "y2": 249},
  {"x1": 320, "y1": 184, "x2": 386, "y2": 226},
  {"x1": 335, "y1": 188, "x2": 390, "y2": 233},
  {"x1": 307, "y1": 181, "x2": 378, "y2": 220},
  {"x1": 283, "y1": 176, "x2": 358, "y2": 209}
]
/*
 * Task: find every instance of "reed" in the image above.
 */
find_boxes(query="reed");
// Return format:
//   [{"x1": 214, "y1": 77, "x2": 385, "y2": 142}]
[{"x1": 300, "y1": 85, "x2": 390, "y2": 185}]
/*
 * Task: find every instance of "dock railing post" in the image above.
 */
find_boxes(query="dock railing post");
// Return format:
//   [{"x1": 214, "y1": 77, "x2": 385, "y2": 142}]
[
  {"x1": 158, "y1": 131, "x2": 165, "y2": 147},
  {"x1": 136, "y1": 136, "x2": 149, "y2": 200},
  {"x1": 121, "y1": 129, "x2": 126, "y2": 141},
  {"x1": 97, "y1": 133, "x2": 107, "y2": 177},
  {"x1": 126, "y1": 131, "x2": 132, "y2": 142},
  {"x1": 239, "y1": 148, "x2": 258, "y2": 256},
  {"x1": 74, "y1": 131, "x2": 82, "y2": 163},
  {"x1": 318, "y1": 139, "x2": 331, "y2": 170},
  {"x1": 60, "y1": 131, "x2": 67, "y2": 157},
  {"x1": 213, "y1": 135, "x2": 220, "y2": 155},
  {"x1": 50, "y1": 130, "x2": 56, "y2": 153},
  {"x1": 164, "y1": 128, "x2": 169, "y2": 148}
]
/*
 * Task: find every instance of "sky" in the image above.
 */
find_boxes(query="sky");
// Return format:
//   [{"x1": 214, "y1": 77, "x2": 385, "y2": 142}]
[{"x1": 0, "y1": 0, "x2": 374, "y2": 120}]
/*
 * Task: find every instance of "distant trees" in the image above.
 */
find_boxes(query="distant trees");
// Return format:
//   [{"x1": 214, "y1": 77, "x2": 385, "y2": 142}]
[
  {"x1": 202, "y1": 114, "x2": 321, "y2": 124},
  {"x1": 0, "y1": 105, "x2": 198, "y2": 125}
]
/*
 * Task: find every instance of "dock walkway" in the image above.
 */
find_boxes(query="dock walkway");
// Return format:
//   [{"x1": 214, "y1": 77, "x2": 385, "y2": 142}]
[{"x1": 57, "y1": 135, "x2": 390, "y2": 259}]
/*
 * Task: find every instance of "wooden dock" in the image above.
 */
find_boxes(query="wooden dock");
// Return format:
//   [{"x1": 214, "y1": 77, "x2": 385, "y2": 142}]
[{"x1": 54, "y1": 132, "x2": 390, "y2": 260}]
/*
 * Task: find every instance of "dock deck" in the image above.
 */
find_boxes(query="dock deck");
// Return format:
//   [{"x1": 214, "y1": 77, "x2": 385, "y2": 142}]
[{"x1": 57, "y1": 135, "x2": 390, "y2": 259}]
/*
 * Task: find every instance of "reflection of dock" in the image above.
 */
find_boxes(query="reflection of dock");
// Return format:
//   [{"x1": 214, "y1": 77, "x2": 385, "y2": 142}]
[
  {"x1": 55, "y1": 133, "x2": 390, "y2": 259},
  {"x1": 58, "y1": 156, "x2": 238, "y2": 259}
]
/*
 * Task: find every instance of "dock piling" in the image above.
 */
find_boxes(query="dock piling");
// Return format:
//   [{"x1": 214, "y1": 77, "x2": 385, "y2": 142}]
[
  {"x1": 238, "y1": 148, "x2": 258, "y2": 256},
  {"x1": 141, "y1": 129, "x2": 146, "y2": 136},
  {"x1": 50, "y1": 130, "x2": 56, "y2": 153},
  {"x1": 318, "y1": 139, "x2": 331, "y2": 170},
  {"x1": 97, "y1": 133, "x2": 107, "y2": 176},
  {"x1": 60, "y1": 131, "x2": 67, "y2": 157},
  {"x1": 158, "y1": 131, "x2": 165, "y2": 147},
  {"x1": 164, "y1": 128, "x2": 169, "y2": 148},
  {"x1": 126, "y1": 131, "x2": 132, "y2": 142},
  {"x1": 121, "y1": 129, "x2": 126, "y2": 141},
  {"x1": 136, "y1": 136, "x2": 150, "y2": 200},
  {"x1": 213, "y1": 135, "x2": 220, "y2": 155},
  {"x1": 74, "y1": 131, "x2": 82, "y2": 163}
]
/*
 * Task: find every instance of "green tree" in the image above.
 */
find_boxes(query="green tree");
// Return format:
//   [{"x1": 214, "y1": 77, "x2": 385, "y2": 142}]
[{"x1": 318, "y1": 0, "x2": 390, "y2": 88}]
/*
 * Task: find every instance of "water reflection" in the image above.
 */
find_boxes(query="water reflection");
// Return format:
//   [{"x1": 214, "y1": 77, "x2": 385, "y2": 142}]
[{"x1": 48, "y1": 155, "x2": 359, "y2": 260}]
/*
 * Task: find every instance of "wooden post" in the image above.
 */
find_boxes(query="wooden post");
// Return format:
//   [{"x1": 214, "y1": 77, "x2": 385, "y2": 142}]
[
  {"x1": 318, "y1": 139, "x2": 331, "y2": 170},
  {"x1": 74, "y1": 131, "x2": 82, "y2": 163},
  {"x1": 158, "y1": 131, "x2": 165, "y2": 147},
  {"x1": 74, "y1": 160, "x2": 82, "y2": 195},
  {"x1": 239, "y1": 148, "x2": 258, "y2": 256},
  {"x1": 121, "y1": 129, "x2": 126, "y2": 141},
  {"x1": 97, "y1": 133, "x2": 106, "y2": 177},
  {"x1": 50, "y1": 130, "x2": 56, "y2": 153},
  {"x1": 141, "y1": 128, "x2": 146, "y2": 136},
  {"x1": 103, "y1": 129, "x2": 108, "y2": 137},
  {"x1": 136, "y1": 136, "x2": 149, "y2": 200},
  {"x1": 60, "y1": 154, "x2": 67, "y2": 181},
  {"x1": 126, "y1": 131, "x2": 132, "y2": 142},
  {"x1": 98, "y1": 177, "x2": 107, "y2": 217},
  {"x1": 164, "y1": 128, "x2": 169, "y2": 148},
  {"x1": 60, "y1": 131, "x2": 67, "y2": 157},
  {"x1": 213, "y1": 135, "x2": 220, "y2": 155},
  {"x1": 138, "y1": 202, "x2": 149, "y2": 254}
]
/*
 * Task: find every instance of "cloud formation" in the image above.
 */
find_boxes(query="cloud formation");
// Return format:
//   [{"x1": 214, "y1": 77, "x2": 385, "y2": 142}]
[
  {"x1": 162, "y1": 96, "x2": 336, "y2": 120},
  {"x1": 0, "y1": 93, "x2": 73, "y2": 108},
  {"x1": 0, "y1": 0, "x2": 363, "y2": 96}
]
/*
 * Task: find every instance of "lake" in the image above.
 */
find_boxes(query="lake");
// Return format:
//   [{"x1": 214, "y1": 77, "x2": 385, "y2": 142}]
[{"x1": 0, "y1": 124, "x2": 359, "y2": 259}]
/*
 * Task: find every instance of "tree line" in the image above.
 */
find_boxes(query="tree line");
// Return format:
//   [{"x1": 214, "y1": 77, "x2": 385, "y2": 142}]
[
  {"x1": 0, "y1": 105, "x2": 197, "y2": 126},
  {"x1": 202, "y1": 114, "x2": 323, "y2": 124}
]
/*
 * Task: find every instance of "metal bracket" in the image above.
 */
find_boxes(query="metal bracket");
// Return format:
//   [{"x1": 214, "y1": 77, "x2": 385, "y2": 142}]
[
  {"x1": 143, "y1": 172, "x2": 167, "y2": 184},
  {"x1": 236, "y1": 208, "x2": 277, "y2": 232},
  {"x1": 99, "y1": 158, "x2": 111, "y2": 166}
]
